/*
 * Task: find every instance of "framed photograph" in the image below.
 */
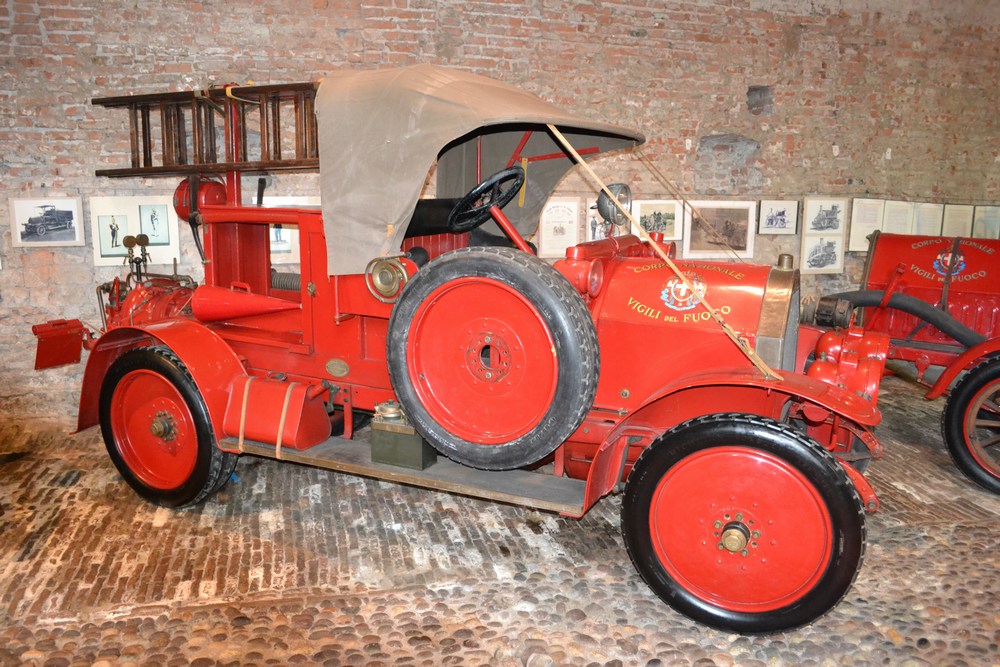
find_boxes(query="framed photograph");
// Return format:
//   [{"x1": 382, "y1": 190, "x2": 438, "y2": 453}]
[
  {"x1": 804, "y1": 197, "x2": 848, "y2": 235},
  {"x1": 682, "y1": 201, "x2": 756, "y2": 259},
  {"x1": 89, "y1": 196, "x2": 180, "y2": 267},
  {"x1": 757, "y1": 200, "x2": 799, "y2": 235},
  {"x1": 538, "y1": 198, "x2": 580, "y2": 258},
  {"x1": 634, "y1": 200, "x2": 682, "y2": 240},
  {"x1": 585, "y1": 199, "x2": 623, "y2": 242},
  {"x1": 801, "y1": 235, "x2": 845, "y2": 274},
  {"x1": 9, "y1": 197, "x2": 84, "y2": 247}
]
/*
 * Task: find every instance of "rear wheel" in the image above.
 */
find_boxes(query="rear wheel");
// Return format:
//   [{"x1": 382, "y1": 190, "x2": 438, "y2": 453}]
[
  {"x1": 942, "y1": 356, "x2": 1000, "y2": 494},
  {"x1": 622, "y1": 413, "x2": 865, "y2": 633},
  {"x1": 387, "y1": 247, "x2": 599, "y2": 469},
  {"x1": 100, "y1": 346, "x2": 237, "y2": 507}
]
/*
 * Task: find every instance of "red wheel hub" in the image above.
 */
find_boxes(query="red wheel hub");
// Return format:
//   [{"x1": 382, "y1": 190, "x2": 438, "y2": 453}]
[
  {"x1": 110, "y1": 369, "x2": 198, "y2": 489},
  {"x1": 649, "y1": 446, "x2": 833, "y2": 612},
  {"x1": 407, "y1": 277, "x2": 557, "y2": 444}
]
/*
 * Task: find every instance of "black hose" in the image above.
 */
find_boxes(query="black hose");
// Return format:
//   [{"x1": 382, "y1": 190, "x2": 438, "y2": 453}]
[{"x1": 833, "y1": 290, "x2": 987, "y2": 348}]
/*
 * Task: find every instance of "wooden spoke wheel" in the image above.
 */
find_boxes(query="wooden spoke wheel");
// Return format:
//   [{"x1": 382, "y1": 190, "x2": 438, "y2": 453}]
[{"x1": 943, "y1": 355, "x2": 1000, "y2": 494}]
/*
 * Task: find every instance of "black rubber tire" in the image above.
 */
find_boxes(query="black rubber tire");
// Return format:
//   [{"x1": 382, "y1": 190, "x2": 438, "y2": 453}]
[
  {"x1": 621, "y1": 413, "x2": 866, "y2": 633},
  {"x1": 942, "y1": 355, "x2": 1000, "y2": 494},
  {"x1": 100, "y1": 346, "x2": 238, "y2": 508},
  {"x1": 387, "y1": 247, "x2": 599, "y2": 470}
]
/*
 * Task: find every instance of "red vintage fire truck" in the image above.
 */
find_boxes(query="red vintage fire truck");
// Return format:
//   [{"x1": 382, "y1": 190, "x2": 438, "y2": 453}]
[
  {"x1": 808, "y1": 231, "x2": 1000, "y2": 494},
  {"x1": 34, "y1": 65, "x2": 891, "y2": 633}
]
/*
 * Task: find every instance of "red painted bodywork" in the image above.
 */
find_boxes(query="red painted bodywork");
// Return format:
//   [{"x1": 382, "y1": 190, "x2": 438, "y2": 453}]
[
  {"x1": 862, "y1": 232, "x2": 1000, "y2": 374},
  {"x1": 36, "y1": 85, "x2": 893, "y2": 519}
]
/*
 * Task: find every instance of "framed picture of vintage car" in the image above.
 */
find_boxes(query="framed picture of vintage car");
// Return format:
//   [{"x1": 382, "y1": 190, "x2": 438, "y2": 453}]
[
  {"x1": 757, "y1": 200, "x2": 799, "y2": 235},
  {"x1": 682, "y1": 201, "x2": 756, "y2": 259},
  {"x1": 802, "y1": 196, "x2": 848, "y2": 274},
  {"x1": 9, "y1": 197, "x2": 84, "y2": 248},
  {"x1": 804, "y1": 197, "x2": 848, "y2": 234},
  {"x1": 800, "y1": 234, "x2": 845, "y2": 274}
]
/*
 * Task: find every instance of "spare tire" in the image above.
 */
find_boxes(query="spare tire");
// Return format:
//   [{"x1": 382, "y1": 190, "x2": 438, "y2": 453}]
[{"x1": 387, "y1": 247, "x2": 599, "y2": 470}]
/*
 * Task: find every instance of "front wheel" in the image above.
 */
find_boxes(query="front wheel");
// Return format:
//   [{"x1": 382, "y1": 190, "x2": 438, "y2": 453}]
[
  {"x1": 621, "y1": 413, "x2": 866, "y2": 633},
  {"x1": 942, "y1": 356, "x2": 1000, "y2": 494},
  {"x1": 100, "y1": 346, "x2": 237, "y2": 507}
]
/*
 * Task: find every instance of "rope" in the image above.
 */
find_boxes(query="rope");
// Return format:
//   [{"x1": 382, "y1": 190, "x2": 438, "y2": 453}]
[
  {"x1": 275, "y1": 382, "x2": 298, "y2": 460},
  {"x1": 237, "y1": 376, "x2": 254, "y2": 453},
  {"x1": 546, "y1": 124, "x2": 782, "y2": 381}
]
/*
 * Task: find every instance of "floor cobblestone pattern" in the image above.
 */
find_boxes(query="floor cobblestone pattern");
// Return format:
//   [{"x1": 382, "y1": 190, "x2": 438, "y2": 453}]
[{"x1": 1, "y1": 375, "x2": 998, "y2": 665}]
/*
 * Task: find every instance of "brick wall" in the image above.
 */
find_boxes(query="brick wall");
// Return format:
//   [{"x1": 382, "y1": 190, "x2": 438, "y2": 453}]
[{"x1": 2, "y1": 0, "x2": 998, "y2": 416}]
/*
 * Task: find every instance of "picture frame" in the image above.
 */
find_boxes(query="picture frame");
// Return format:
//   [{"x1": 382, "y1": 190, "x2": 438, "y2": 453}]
[
  {"x1": 9, "y1": 197, "x2": 84, "y2": 248},
  {"x1": 804, "y1": 197, "x2": 848, "y2": 235},
  {"x1": 800, "y1": 234, "x2": 845, "y2": 274},
  {"x1": 913, "y1": 203, "x2": 944, "y2": 236},
  {"x1": 882, "y1": 200, "x2": 915, "y2": 235},
  {"x1": 585, "y1": 199, "x2": 623, "y2": 242},
  {"x1": 537, "y1": 197, "x2": 581, "y2": 258},
  {"x1": 89, "y1": 196, "x2": 181, "y2": 267},
  {"x1": 757, "y1": 200, "x2": 799, "y2": 235},
  {"x1": 942, "y1": 204, "x2": 974, "y2": 237},
  {"x1": 973, "y1": 205, "x2": 1000, "y2": 240},
  {"x1": 803, "y1": 197, "x2": 848, "y2": 274},
  {"x1": 682, "y1": 200, "x2": 756, "y2": 259},
  {"x1": 847, "y1": 198, "x2": 884, "y2": 251},
  {"x1": 633, "y1": 200, "x2": 682, "y2": 240}
]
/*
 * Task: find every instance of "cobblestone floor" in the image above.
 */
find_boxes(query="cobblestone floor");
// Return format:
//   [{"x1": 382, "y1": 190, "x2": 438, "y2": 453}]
[{"x1": 1, "y1": 375, "x2": 998, "y2": 666}]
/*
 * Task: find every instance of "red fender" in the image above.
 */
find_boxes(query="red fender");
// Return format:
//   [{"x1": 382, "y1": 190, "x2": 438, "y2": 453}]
[
  {"x1": 629, "y1": 367, "x2": 881, "y2": 428},
  {"x1": 76, "y1": 320, "x2": 246, "y2": 438},
  {"x1": 578, "y1": 368, "x2": 881, "y2": 516},
  {"x1": 925, "y1": 338, "x2": 1000, "y2": 399}
]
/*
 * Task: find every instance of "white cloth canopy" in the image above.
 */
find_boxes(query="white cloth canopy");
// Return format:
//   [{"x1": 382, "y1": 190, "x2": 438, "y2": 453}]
[{"x1": 316, "y1": 64, "x2": 644, "y2": 275}]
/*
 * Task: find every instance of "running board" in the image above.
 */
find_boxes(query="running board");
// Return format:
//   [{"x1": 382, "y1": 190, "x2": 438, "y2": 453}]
[{"x1": 224, "y1": 431, "x2": 587, "y2": 516}]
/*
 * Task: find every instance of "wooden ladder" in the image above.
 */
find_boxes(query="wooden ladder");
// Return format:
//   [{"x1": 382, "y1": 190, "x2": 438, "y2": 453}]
[{"x1": 93, "y1": 82, "x2": 320, "y2": 177}]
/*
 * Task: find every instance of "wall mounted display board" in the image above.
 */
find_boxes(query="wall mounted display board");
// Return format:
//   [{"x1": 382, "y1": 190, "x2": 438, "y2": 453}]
[
  {"x1": 848, "y1": 198, "x2": 884, "y2": 251},
  {"x1": 972, "y1": 206, "x2": 1000, "y2": 239},
  {"x1": 942, "y1": 204, "x2": 974, "y2": 237}
]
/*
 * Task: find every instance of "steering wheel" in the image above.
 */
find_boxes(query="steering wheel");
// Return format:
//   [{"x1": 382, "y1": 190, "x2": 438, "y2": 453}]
[{"x1": 447, "y1": 166, "x2": 526, "y2": 233}]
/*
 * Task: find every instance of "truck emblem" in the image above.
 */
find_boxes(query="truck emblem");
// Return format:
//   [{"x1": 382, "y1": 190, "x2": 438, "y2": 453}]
[
  {"x1": 933, "y1": 250, "x2": 966, "y2": 277},
  {"x1": 661, "y1": 274, "x2": 707, "y2": 311}
]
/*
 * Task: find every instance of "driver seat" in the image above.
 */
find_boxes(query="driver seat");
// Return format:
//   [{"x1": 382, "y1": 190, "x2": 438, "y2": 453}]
[{"x1": 401, "y1": 198, "x2": 533, "y2": 266}]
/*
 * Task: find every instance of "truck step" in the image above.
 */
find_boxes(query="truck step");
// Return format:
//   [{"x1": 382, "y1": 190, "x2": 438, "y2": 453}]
[{"x1": 223, "y1": 430, "x2": 588, "y2": 516}]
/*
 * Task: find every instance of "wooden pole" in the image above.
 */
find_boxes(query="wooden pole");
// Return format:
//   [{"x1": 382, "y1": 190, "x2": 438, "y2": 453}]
[{"x1": 546, "y1": 124, "x2": 782, "y2": 381}]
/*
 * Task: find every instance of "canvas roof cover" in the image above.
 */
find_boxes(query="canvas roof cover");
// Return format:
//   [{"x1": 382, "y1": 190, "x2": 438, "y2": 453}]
[{"x1": 316, "y1": 64, "x2": 644, "y2": 274}]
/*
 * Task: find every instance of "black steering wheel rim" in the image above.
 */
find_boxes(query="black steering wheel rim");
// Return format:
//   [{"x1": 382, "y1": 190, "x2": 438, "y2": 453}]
[{"x1": 447, "y1": 166, "x2": 526, "y2": 233}]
